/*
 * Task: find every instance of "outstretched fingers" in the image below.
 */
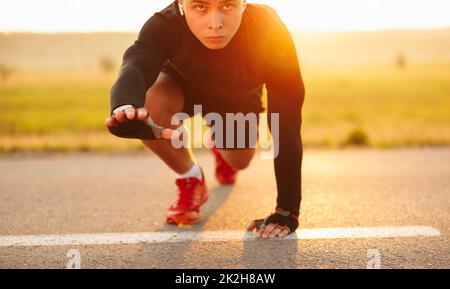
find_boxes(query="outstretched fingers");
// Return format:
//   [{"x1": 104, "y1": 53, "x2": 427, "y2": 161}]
[
  {"x1": 246, "y1": 219, "x2": 293, "y2": 239},
  {"x1": 124, "y1": 106, "x2": 136, "y2": 120},
  {"x1": 261, "y1": 223, "x2": 278, "y2": 239},
  {"x1": 136, "y1": 107, "x2": 149, "y2": 120},
  {"x1": 105, "y1": 116, "x2": 118, "y2": 127}
]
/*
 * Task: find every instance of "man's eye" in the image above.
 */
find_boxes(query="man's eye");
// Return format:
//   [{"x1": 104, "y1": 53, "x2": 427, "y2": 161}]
[
  {"x1": 223, "y1": 4, "x2": 234, "y2": 10},
  {"x1": 195, "y1": 5, "x2": 205, "y2": 11}
]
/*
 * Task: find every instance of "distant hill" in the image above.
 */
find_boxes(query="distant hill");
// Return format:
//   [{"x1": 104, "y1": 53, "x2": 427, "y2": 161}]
[
  {"x1": 0, "y1": 32, "x2": 137, "y2": 72},
  {"x1": 1, "y1": 28, "x2": 449, "y2": 72},
  {"x1": 294, "y1": 28, "x2": 450, "y2": 69}
]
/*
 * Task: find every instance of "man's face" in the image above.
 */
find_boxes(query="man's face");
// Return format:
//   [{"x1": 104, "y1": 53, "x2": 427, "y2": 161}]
[{"x1": 181, "y1": 0, "x2": 246, "y2": 49}]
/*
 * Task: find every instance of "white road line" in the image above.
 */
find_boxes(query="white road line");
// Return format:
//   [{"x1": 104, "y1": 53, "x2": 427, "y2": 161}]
[{"x1": 0, "y1": 226, "x2": 440, "y2": 247}]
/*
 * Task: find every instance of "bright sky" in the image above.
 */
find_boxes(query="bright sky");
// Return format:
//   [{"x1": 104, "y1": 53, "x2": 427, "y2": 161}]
[{"x1": 0, "y1": 0, "x2": 449, "y2": 32}]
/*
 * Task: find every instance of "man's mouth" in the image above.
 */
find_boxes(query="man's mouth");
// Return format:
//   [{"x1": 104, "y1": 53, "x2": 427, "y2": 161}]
[{"x1": 206, "y1": 35, "x2": 225, "y2": 41}]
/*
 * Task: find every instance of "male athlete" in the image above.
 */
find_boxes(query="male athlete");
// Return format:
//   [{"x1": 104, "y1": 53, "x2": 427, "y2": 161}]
[{"x1": 105, "y1": 0, "x2": 305, "y2": 239}]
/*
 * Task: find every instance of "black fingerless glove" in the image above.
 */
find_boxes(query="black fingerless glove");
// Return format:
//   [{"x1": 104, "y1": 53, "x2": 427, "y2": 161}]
[
  {"x1": 108, "y1": 118, "x2": 160, "y2": 140},
  {"x1": 254, "y1": 208, "x2": 299, "y2": 234},
  {"x1": 107, "y1": 110, "x2": 165, "y2": 140}
]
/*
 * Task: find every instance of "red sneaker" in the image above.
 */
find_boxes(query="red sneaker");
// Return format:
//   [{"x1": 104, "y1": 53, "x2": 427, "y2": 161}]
[
  {"x1": 211, "y1": 146, "x2": 238, "y2": 185},
  {"x1": 166, "y1": 170, "x2": 208, "y2": 225}
]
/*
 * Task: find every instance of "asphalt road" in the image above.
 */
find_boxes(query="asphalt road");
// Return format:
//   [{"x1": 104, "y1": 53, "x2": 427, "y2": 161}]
[{"x1": 0, "y1": 147, "x2": 449, "y2": 269}]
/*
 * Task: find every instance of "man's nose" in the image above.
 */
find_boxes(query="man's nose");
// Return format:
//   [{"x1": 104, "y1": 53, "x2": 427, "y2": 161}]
[{"x1": 208, "y1": 11, "x2": 224, "y2": 30}]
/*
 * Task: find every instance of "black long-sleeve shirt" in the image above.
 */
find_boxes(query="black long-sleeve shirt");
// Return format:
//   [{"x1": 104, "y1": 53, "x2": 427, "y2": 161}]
[{"x1": 110, "y1": 1, "x2": 305, "y2": 215}]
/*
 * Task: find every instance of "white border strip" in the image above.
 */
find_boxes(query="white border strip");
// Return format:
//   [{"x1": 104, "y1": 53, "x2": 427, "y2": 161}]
[{"x1": 0, "y1": 226, "x2": 440, "y2": 247}]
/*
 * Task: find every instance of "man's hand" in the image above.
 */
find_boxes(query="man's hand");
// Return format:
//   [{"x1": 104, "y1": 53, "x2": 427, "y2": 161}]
[
  {"x1": 105, "y1": 105, "x2": 175, "y2": 140},
  {"x1": 247, "y1": 220, "x2": 291, "y2": 239},
  {"x1": 246, "y1": 208, "x2": 299, "y2": 239},
  {"x1": 105, "y1": 105, "x2": 147, "y2": 128}
]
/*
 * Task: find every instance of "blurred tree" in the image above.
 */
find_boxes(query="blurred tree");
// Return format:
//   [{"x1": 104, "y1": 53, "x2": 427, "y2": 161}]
[
  {"x1": 395, "y1": 52, "x2": 407, "y2": 69},
  {"x1": 0, "y1": 64, "x2": 14, "y2": 81},
  {"x1": 99, "y1": 56, "x2": 116, "y2": 75},
  {"x1": 343, "y1": 127, "x2": 370, "y2": 147}
]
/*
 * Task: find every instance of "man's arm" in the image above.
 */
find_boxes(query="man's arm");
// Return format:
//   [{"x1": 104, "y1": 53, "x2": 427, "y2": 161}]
[
  {"x1": 110, "y1": 15, "x2": 175, "y2": 115},
  {"x1": 265, "y1": 11, "x2": 306, "y2": 217}
]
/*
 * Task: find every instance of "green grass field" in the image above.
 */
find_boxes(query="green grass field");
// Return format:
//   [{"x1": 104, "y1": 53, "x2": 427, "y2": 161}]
[
  {"x1": 1, "y1": 60, "x2": 449, "y2": 154},
  {"x1": 301, "y1": 62, "x2": 450, "y2": 148}
]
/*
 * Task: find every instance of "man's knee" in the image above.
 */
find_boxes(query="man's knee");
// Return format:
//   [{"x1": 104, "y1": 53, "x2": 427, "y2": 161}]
[
  {"x1": 220, "y1": 148, "x2": 255, "y2": 170},
  {"x1": 233, "y1": 159, "x2": 252, "y2": 170},
  {"x1": 143, "y1": 74, "x2": 185, "y2": 128}
]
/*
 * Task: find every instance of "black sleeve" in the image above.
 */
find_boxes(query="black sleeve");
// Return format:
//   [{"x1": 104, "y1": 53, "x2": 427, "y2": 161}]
[
  {"x1": 109, "y1": 15, "x2": 175, "y2": 115},
  {"x1": 264, "y1": 10, "x2": 306, "y2": 216}
]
